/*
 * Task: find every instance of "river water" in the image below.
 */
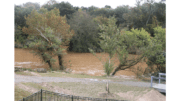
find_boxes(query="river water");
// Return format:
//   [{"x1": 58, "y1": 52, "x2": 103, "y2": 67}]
[{"x1": 14, "y1": 48, "x2": 148, "y2": 77}]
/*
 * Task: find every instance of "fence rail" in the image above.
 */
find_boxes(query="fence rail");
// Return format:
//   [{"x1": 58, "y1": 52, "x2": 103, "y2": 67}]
[
  {"x1": 19, "y1": 89, "x2": 127, "y2": 101},
  {"x1": 151, "y1": 73, "x2": 166, "y2": 93}
]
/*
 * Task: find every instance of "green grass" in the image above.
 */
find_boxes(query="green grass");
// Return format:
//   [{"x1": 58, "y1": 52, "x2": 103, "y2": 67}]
[
  {"x1": 15, "y1": 71, "x2": 34, "y2": 76},
  {"x1": 38, "y1": 71, "x2": 139, "y2": 82},
  {"x1": 50, "y1": 82, "x2": 152, "y2": 100},
  {"x1": 21, "y1": 82, "x2": 48, "y2": 90},
  {"x1": 15, "y1": 87, "x2": 32, "y2": 101},
  {"x1": 16, "y1": 70, "x2": 142, "y2": 82},
  {"x1": 15, "y1": 82, "x2": 153, "y2": 101}
]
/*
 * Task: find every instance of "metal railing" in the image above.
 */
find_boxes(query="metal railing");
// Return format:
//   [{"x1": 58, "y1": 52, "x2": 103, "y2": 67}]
[
  {"x1": 151, "y1": 73, "x2": 166, "y2": 87},
  {"x1": 19, "y1": 89, "x2": 127, "y2": 101}
]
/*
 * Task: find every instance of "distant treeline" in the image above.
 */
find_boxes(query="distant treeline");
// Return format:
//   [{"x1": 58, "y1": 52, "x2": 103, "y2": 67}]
[{"x1": 15, "y1": 0, "x2": 165, "y2": 53}]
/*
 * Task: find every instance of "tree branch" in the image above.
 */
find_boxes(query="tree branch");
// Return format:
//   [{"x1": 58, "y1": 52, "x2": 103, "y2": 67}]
[
  {"x1": 120, "y1": 55, "x2": 144, "y2": 70},
  {"x1": 35, "y1": 27, "x2": 57, "y2": 52}
]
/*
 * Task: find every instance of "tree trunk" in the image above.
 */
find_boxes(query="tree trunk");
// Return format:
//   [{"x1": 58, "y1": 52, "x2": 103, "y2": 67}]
[
  {"x1": 111, "y1": 65, "x2": 121, "y2": 76},
  {"x1": 41, "y1": 53, "x2": 52, "y2": 69},
  {"x1": 111, "y1": 55, "x2": 144, "y2": 76},
  {"x1": 47, "y1": 60, "x2": 52, "y2": 70},
  {"x1": 58, "y1": 55, "x2": 64, "y2": 70}
]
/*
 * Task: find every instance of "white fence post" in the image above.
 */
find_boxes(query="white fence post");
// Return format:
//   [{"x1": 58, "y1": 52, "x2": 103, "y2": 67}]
[{"x1": 151, "y1": 76, "x2": 153, "y2": 87}]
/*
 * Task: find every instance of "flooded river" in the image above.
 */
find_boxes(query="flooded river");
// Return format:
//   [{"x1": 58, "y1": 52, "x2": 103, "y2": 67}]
[{"x1": 15, "y1": 48, "x2": 148, "y2": 77}]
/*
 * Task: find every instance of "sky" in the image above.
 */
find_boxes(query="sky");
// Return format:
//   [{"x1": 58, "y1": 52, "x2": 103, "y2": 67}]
[{"x1": 14, "y1": 0, "x2": 163, "y2": 9}]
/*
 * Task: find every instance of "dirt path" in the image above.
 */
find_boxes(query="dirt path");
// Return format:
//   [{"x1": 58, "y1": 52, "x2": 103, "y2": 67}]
[{"x1": 15, "y1": 74, "x2": 151, "y2": 88}]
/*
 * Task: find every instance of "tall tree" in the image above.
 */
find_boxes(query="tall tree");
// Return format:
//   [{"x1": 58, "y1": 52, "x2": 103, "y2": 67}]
[
  {"x1": 15, "y1": 4, "x2": 37, "y2": 47},
  {"x1": 89, "y1": 17, "x2": 118, "y2": 76},
  {"x1": 114, "y1": 5, "x2": 130, "y2": 26},
  {"x1": 90, "y1": 16, "x2": 152, "y2": 76},
  {"x1": 111, "y1": 28, "x2": 152, "y2": 75},
  {"x1": 22, "y1": 2, "x2": 40, "y2": 10},
  {"x1": 68, "y1": 9, "x2": 101, "y2": 52},
  {"x1": 42, "y1": 1, "x2": 76, "y2": 20},
  {"x1": 145, "y1": 26, "x2": 166, "y2": 74},
  {"x1": 22, "y1": 8, "x2": 74, "y2": 70},
  {"x1": 123, "y1": 0, "x2": 166, "y2": 35}
]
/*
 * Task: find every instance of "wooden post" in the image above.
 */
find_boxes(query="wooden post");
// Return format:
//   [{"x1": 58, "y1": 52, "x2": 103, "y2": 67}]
[{"x1": 41, "y1": 89, "x2": 42, "y2": 101}]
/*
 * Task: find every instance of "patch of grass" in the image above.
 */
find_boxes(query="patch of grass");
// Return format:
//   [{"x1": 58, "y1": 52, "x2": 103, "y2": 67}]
[
  {"x1": 15, "y1": 71, "x2": 34, "y2": 76},
  {"x1": 38, "y1": 72, "x2": 139, "y2": 82},
  {"x1": 15, "y1": 87, "x2": 32, "y2": 101},
  {"x1": 16, "y1": 70, "x2": 140, "y2": 82},
  {"x1": 50, "y1": 82, "x2": 152, "y2": 100},
  {"x1": 15, "y1": 82, "x2": 152, "y2": 101},
  {"x1": 22, "y1": 82, "x2": 48, "y2": 90}
]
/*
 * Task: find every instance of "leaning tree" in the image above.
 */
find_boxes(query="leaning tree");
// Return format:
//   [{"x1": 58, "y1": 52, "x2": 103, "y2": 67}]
[
  {"x1": 89, "y1": 16, "x2": 153, "y2": 76},
  {"x1": 22, "y1": 8, "x2": 74, "y2": 70}
]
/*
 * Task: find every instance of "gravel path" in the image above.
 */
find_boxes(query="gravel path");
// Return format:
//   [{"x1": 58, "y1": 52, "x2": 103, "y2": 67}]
[{"x1": 15, "y1": 74, "x2": 151, "y2": 87}]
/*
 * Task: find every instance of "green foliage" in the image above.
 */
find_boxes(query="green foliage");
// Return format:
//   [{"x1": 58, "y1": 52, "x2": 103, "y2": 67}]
[
  {"x1": 104, "y1": 61, "x2": 115, "y2": 76},
  {"x1": 123, "y1": 1, "x2": 166, "y2": 36},
  {"x1": 125, "y1": 28, "x2": 152, "y2": 51},
  {"x1": 68, "y1": 10, "x2": 102, "y2": 52},
  {"x1": 22, "y1": 8, "x2": 73, "y2": 70},
  {"x1": 15, "y1": 3, "x2": 39, "y2": 28},
  {"x1": 28, "y1": 27, "x2": 62, "y2": 65},
  {"x1": 89, "y1": 16, "x2": 119, "y2": 76},
  {"x1": 153, "y1": 26, "x2": 166, "y2": 50},
  {"x1": 42, "y1": 1, "x2": 77, "y2": 20},
  {"x1": 93, "y1": 16, "x2": 109, "y2": 26},
  {"x1": 98, "y1": 16, "x2": 118, "y2": 57},
  {"x1": 153, "y1": 2, "x2": 166, "y2": 27},
  {"x1": 89, "y1": 8, "x2": 115, "y2": 18},
  {"x1": 114, "y1": 5, "x2": 130, "y2": 25},
  {"x1": 145, "y1": 26, "x2": 166, "y2": 73},
  {"x1": 22, "y1": 2, "x2": 40, "y2": 10},
  {"x1": 91, "y1": 16, "x2": 153, "y2": 76},
  {"x1": 15, "y1": 3, "x2": 40, "y2": 47}
]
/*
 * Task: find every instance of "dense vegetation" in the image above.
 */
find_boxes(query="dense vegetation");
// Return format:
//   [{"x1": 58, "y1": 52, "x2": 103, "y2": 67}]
[{"x1": 15, "y1": 0, "x2": 166, "y2": 75}]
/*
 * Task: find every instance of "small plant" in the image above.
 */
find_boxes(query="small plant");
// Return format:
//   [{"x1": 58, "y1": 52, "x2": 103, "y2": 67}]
[{"x1": 104, "y1": 61, "x2": 115, "y2": 76}]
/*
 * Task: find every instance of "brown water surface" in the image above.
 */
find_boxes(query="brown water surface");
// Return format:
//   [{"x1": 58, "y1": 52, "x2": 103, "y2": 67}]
[{"x1": 15, "y1": 48, "x2": 148, "y2": 77}]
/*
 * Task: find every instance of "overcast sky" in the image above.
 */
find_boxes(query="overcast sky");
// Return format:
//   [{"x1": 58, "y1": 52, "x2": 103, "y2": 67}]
[{"x1": 14, "y1": 0, "x2": 163, "y2": 9}]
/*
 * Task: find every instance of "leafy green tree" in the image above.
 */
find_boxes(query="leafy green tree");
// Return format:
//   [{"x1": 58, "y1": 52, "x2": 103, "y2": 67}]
[
  {"x1": 68, "y1": 10, "x2": 102, "y2": 52},
  {"x1": 114, "y1": 5, "x2": 130, "y2": 26},
  {"x1": 15, "y1": 5, "x2": 34, "y2": 28},
  {"x1": 27, "y1": 28, "x2": 62, "y2": 69},
  {"x1": 15, "y1": 25, "x2": 26, "y2": 48},
  {"x1": 89, "y1": 8, "x2": 115, "y2": 18},
  {"x1": 87, "y1": 6, "x2": 99, "y2": 13},
  {"x1": 89, "y1": 17, "x2": 118, "y2": 76},
  {"x1": 15, "y1": 4, "x2": 37, "y2": 47},
  {"x1": 105, "y1": 5, "x2": 111, "y2": 9},
  {"x1": 93, "y1": 15, "x2": 109, "y2": 26},
  {"x1": 42, "y1": 1, "x2": 77, "y2": 20},
  {"x1": 90, "y1": 16, "x2": 152, "y2": 76},
  {"x1": 151, "y1": 2, "x2": 166, "y2": 27},
  {"x1": 22, "y1": 8, "x2": 74, "y2": 70},
  {"x1": 22, "y1": 2, "x2": 40, "y2": 10},
  {"x1": 123, "y1": 1, "x2": 166, "y2": 36},
  {"x1": 145, "y1": 26, "x2": 166, "y2": 74},
  {"x1": 112, "y1": 27, "x2": 152, "y2": 75}
]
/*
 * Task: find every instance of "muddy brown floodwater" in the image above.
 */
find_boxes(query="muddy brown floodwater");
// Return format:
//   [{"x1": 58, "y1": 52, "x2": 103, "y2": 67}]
[{"x1": 15, "y1": 48, "x2": 148, "y2": 77}]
